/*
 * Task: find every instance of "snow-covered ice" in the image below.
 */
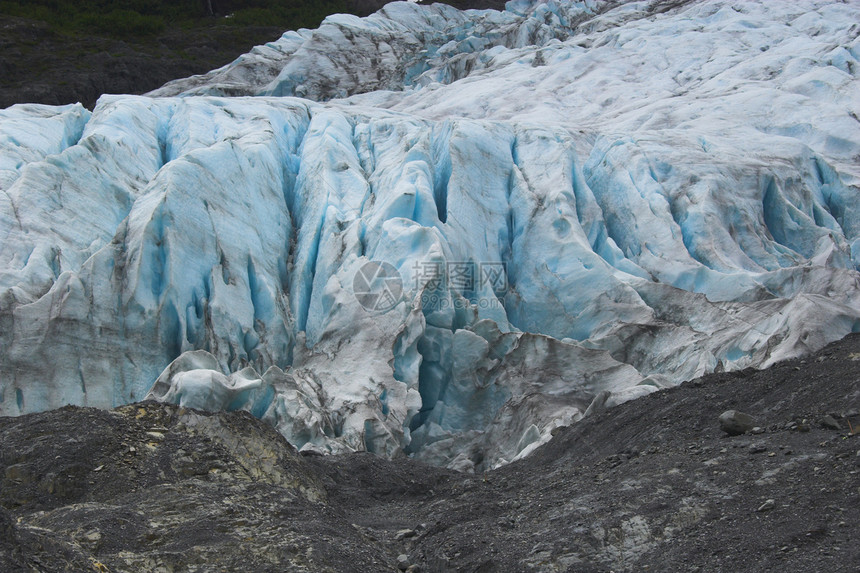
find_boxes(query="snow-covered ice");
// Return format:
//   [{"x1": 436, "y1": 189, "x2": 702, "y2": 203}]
[{"x1": 2, "y1": 0, "x2": 859, "y2": 470}]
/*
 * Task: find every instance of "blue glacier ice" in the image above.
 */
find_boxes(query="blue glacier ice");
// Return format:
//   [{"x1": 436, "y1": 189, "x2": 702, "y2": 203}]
[{"x1": 2, "y1": 0, "x2": 860, "y2": 470}]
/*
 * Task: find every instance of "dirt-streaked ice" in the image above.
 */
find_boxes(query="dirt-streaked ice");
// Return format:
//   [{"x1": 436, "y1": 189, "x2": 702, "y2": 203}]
[{"x1": 1, "y1": 0, "x2": 859, "y2": 470}]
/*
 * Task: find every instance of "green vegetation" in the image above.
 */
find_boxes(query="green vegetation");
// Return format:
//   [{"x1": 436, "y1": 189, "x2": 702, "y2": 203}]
[{"x1": 0, "y1": 0, "x2": 349, "y2": 40}]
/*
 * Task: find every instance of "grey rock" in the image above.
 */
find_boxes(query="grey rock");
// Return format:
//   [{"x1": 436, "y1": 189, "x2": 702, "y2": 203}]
[
  {"x1": 719, "y1": 410, "x2": 757, "y2": 435},
  {"x1": 395, "y1": 528, "x2": 418, "y2": 540},
  {"x1": 398, "y1": 554, "x2": 411, "y2": 570},
  {"x1": 820, "y1": 415, "x2": 842, "y2": 431},
  {"x1": 757, "y1": 499, "x2": 776, "y2": 512},
  {"x1": 749, "y1": 444, "x2": 767, "y2": 454}
]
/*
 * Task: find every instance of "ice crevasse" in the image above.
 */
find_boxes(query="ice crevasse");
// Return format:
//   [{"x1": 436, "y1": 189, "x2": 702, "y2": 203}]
[{"x1": 1, "y1": 0, "x2": 859, "y2": 470}]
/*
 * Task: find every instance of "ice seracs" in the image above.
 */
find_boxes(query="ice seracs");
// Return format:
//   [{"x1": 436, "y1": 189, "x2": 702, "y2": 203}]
[
  {"x1": 148, "y1": 0, "x2": 602, "y2": 101},
  {"x1": 0, "y1": 103, "x2": 90, "y2": 193},
  {"x1": 1, "y1": 0, "x2": 859, "y2": 470}
]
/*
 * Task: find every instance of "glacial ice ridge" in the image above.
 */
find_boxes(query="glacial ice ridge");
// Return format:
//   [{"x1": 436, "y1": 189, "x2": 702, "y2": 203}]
[{"x1": 2, "y1": 0, "x2": 860, "y2": 470}]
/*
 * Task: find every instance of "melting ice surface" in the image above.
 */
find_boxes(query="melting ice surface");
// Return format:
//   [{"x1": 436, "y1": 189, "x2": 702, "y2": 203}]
[{"x1": 2, "y1": 0, "x2": 860, "y2": 470}]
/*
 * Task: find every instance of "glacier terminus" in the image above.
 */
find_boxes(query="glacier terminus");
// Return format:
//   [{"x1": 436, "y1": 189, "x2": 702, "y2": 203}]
[{"x1": 1, "y1": 0, "x2": 859, "y2": 471}]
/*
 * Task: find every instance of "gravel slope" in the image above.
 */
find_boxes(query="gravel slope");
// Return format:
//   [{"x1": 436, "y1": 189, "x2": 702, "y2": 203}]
[{"x1": 2, "y1": 333, "x2": 858, "y2": 572}]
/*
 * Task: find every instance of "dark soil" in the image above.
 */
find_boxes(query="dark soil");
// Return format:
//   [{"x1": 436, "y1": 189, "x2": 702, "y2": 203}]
[
  {"x1": 2, "y1": 334, "x2": 858, "y2": 572},
  {"x1": 0, "y1": 16, "x2": 291, "y2": 110}
]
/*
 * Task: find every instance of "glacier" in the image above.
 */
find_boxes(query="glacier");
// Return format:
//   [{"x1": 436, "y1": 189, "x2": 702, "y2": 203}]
[{"x1": 1, "y1": 0, "x2": 859, "y2": 471}]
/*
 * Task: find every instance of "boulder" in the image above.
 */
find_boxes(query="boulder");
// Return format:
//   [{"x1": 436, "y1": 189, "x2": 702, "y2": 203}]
[{"x1": 719, "y1": 410, "x2": 757, "y2": 436}]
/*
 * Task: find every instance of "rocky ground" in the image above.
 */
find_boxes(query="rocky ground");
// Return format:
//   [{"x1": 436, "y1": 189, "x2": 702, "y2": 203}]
[{"x1": 1, "y1": 333, "x2": 858, "y2": 572}]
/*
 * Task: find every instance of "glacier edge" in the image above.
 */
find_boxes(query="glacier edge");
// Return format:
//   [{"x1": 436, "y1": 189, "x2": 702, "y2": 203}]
[{"x1": 1, "y1": 0, "x2": 860, "y2": 470}]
